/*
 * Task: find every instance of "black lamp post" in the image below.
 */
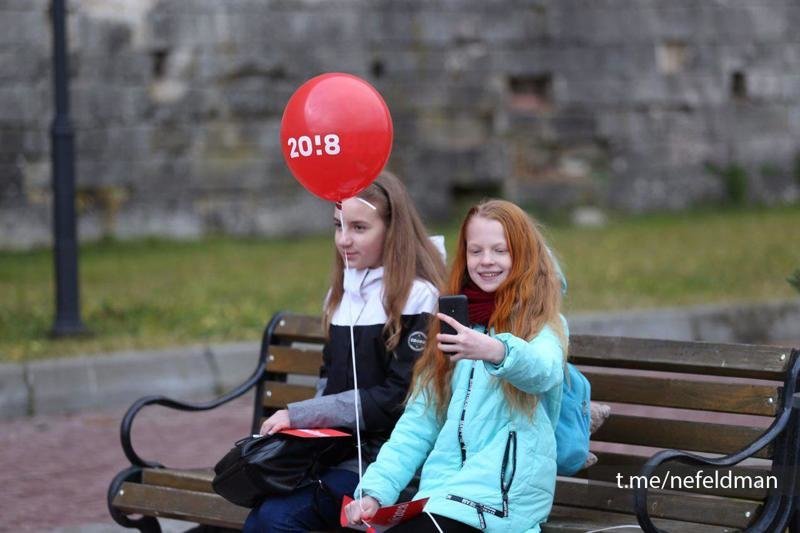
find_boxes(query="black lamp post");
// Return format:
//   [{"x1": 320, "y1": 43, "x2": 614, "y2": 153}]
[{"x1": 50, "y1": 0, "x2": 86, "y2": 336}]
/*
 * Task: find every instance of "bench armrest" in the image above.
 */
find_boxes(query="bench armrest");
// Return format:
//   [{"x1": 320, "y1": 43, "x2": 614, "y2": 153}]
[
  {"x1": 119, "y1": 359, "x2": 267, "y2": 468},
  {"x1": 634, "y1": 349, "x2": 800, "y2": 533},
  {"x1": 119, "y1": 311, "x2": 287, "y2": 468}
]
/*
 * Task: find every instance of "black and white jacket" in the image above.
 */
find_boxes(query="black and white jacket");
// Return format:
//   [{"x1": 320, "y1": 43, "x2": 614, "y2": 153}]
[{"x1": 287, "y1": 266, "x2": 438, "y2": 466}]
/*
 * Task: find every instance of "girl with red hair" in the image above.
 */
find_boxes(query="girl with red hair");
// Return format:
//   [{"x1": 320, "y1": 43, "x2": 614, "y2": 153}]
[{"x1": 345, "y1": 199, "x2": 568, "y2": 532}]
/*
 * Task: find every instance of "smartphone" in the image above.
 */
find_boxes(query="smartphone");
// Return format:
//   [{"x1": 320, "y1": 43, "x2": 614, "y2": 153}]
[{"x1": 438, "y1": 295, "x2": 468, "y2": 336}]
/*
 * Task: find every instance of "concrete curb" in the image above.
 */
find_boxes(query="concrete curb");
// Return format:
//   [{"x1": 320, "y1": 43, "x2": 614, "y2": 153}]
[
  {"x1": 1, "y1": 299, "x2": 798, "y2": 420},
  {"x1": 1, "y1": 341, "x2": 261, "y2": 420},
  {"x1": 569, "y1": 298, "x2": 800, "y2": 343}
]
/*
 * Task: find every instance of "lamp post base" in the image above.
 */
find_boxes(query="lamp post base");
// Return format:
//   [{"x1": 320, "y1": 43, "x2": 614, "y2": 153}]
[{"x1": 50, "y1": 320, "x2": 90, "y2": 338}]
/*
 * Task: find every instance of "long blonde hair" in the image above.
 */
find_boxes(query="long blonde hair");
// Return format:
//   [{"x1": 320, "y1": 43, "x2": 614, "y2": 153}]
[
  {"x1": 412, "y1": 199, "x2": 567, "y2": 419},
  {"x1": 323, "y1": 171, "x2": 446, "y2": 351}
]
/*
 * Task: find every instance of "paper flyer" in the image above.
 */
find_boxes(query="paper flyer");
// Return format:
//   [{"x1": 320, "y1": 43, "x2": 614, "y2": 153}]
[
  {"x1": 277, "y1": 428, "x2": 351, "y2": 438},
  {"x1": 340, "y1": 495, "x2": 429, "y2": 532}
]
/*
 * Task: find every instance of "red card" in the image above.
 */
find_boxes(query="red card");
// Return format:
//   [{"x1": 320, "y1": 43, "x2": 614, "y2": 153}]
[
  {"x1": 340, "y1": 495, "x2": 429, "y2": 532},
  {"x1": 277, "y1": 428, "x2": 350, "y2": 438}
]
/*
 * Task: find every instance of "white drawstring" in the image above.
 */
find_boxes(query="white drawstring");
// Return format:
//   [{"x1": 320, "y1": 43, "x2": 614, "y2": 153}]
[
  {"x1": 426, "y1": 511, "x2": 444, "y2": 533},
  {"x1": 585, "y1": 526, "x2": 642, "y2": 532}
]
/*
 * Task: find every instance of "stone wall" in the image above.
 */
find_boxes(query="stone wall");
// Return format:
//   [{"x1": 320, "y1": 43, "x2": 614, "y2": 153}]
[{"x1": 2, "y1": 0, "x2": 799, "y2": 249}]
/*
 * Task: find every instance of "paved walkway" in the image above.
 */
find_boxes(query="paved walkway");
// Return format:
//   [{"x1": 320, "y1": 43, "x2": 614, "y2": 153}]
[{"x1": 1, "y1": 395, "x2": 255, "y2": 532}]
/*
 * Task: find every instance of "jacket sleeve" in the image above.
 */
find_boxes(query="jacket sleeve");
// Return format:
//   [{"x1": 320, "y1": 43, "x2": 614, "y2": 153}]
[
  {"x1": 291, "y1": 309, "x2": 430, "y2": 431},
  {"x1": 287, "y1": 389, "x2": 364, "y2": 429},
  {"x1": 289, "y1": 290, "x2": 359, "y2": 428},
  {"x1": 289, "y1": 314, "x2": 430, "y2": 430},
  {"x1": 358, "y1": 308, "x2": 432, "y2": 431},
  {"x1": 289, "y1": 282, "x2": 437, "y2": 431},
  {"x1": 485, "y1": 322, "x2": 565, "y2": 395},
  {"x1": 357, "y1": 387, "x2": 442, "y2": 506}
]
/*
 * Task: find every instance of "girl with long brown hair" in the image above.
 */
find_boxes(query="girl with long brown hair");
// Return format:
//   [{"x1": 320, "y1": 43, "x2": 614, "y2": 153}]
[
  {"x1": 346, "y1": 199, "x2": 567, "y2": 532},
  {"x1": 244, "y1": 172, "x2": 446, "y2": 532}
]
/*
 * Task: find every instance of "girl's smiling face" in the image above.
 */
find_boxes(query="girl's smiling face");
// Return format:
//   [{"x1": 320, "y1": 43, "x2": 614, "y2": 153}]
[
  {"x1": 465, "y1": 215, "x2": 511, "y2": 292},
  {"x1": 334, "y1": 198, "x2": 387, "y2": 270}
]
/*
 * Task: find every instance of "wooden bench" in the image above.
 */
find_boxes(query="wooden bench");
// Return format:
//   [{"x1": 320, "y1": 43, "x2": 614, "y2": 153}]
[{"x1": 108, "y1": 312, "x2": 800, "y2": 532}]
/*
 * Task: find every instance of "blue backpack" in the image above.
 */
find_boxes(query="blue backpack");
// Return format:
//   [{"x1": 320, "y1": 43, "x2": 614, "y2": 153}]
[
  {"x1": 555, "y1": 362, "x2": 591, "y2": 475},
  {"x1": 549, "y1": 251, "x2": 590, "y2": 474}
]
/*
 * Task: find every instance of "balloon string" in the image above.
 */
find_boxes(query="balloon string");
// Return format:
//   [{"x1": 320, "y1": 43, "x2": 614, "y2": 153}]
[{"x1": 339, "y1": 207, "x2": 366, "y2": 505}]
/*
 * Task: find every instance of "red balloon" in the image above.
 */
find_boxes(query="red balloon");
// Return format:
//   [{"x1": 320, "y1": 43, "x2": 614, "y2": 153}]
[{"x1": 280, "y1": 73, "x2": 393, "y2": 202}]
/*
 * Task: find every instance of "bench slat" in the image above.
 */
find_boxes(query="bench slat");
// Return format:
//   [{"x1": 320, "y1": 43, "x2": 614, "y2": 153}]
[
  {"x1": 114, "y1": 482, "x2": 248, "y2": 529},
  {"x1": 545, "y1": 505, "x2": 732, "y2": 533},
  {"x1": 577, "y1": 450, "x2": 770, "y2": 500},
  {"x1": 586, "y1": 370, "x2": 779, "y2": 416},
  {"x1": 273, "y1": 315, "x2": 325, "y2": 343},
  {"x1": 554, "y1": 478, "x2": 758, "y2": 528},
  {"x1": 263, "y1": 382, "x2": 318, "y2": 408},
  {"x1": 592, "y1": 414, "x2": 771, "y2": 458},
  {"x1": 571, "y1": 336, "x2": 791, "y2": 380},
  {"x1": 143, "y1": 468, "x2": 214, "y2": 493},
  {"x1": 142, "y1": 462, "x2": 772, "y2": 507},
  {"x1": 268, "y1": 346, "x2": 323, "y2": 376}
]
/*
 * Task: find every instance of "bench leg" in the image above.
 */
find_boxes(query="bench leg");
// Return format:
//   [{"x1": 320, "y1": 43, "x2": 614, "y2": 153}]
[
  {"x1": 107, "y1": 466, "x2": 162, "y2": 533},
  {"x1": 791, "y1": 506, "x2": 800, "y2": 533}
]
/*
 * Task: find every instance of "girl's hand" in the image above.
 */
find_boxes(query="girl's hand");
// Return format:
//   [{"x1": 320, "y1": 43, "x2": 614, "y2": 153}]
[
  {"x1": 436, "y1": 313, "x2": 505, "y2": 364},
  {"x1": 344, "y1": 495, "x2": 380, "y2": 525},
  {"x1": 259, "y1": 409, "x2": 291, "y2": 435}
]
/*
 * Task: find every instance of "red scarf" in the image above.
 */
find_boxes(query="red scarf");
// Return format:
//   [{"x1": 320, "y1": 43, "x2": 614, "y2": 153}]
[{"x1": 462, "y1": 279, "x2": 496, "y2": 326}]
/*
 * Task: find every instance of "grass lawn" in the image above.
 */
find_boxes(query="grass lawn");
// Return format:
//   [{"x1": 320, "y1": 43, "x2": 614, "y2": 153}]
[{"x1": 1, "y1": 205, "x2": 798, "y2": 362}]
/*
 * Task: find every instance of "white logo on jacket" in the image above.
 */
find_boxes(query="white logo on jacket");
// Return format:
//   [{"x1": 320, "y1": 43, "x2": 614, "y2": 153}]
[{"x1": 407, "y1": 331, "x2": 427, "y2": 352}]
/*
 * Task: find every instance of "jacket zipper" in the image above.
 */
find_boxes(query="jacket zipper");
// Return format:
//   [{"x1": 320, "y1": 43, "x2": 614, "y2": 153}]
[
  {"x1": 458, "y1": 363, "x2": 476, "y2": 467},
  {"x1": 500, "y1": 430, "x2": 517, "y2": 516},
  {"x1": 447, "y1": 430, "x2": 517, "y2": 527}
]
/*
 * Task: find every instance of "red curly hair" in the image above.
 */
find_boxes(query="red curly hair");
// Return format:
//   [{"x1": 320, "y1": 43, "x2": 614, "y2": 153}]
[{"x1": 411, "y1": 199, "x2": 567, "y2": 419}]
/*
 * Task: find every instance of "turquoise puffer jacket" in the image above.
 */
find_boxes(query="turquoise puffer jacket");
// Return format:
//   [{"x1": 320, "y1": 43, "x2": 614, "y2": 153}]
[{"x1": 357, "y1": 322, "x2": 565, "y2": 532}]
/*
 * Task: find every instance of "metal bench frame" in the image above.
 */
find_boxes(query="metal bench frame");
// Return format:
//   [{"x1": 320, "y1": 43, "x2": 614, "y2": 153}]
[{"x1": 108, "y1": 312, "x2": 800, "y2": 532}]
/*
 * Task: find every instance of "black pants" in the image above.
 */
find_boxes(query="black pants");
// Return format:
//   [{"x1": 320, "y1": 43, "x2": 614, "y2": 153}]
[{"x1": 386, "y1": 513, "x2": 480, "y2": 532}]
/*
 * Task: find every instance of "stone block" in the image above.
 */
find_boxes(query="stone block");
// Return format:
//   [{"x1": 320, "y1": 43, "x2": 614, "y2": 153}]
[
  {"x1": 221, "y1": 77, "x2": 285, "y2": 118},
  {"x1": 0, "y1": 205, "x2": 50, "y2": 250},
  {"x1": 145, "y1": 9, "x2": 181, "y2": 47},
  {"x1": 261, "y1": 194, "x2": 336, "y2": 235},
  {"x1": 0, "y1": 10, "x2": 47, "y2": 46},
  {"x1": 0, "y1": 363, "x2": 29, "y2": 418},
  {"x1": 209, "y1": 342, "x2": 260, "y2": 394},
  {"x1": 113, "y1": 203, "x2": 204, "y2": 240},
  {"x1": 570, "y1": 299, "x2": 800, "y2": 345},
  {"x1": 0, "y1": 47, "x2": 48, "y2": 82},
  {"x1": 0, "y1": 86, "x2": 46, "y2": 123},
  {"x1": 26, "y1": 357, "x2": 100, "y2": 414},
  {"x1": 691, "y1": 300, "x2": 793, "y2": 345},
  {"x1": 0, "y1": 0, "x2": 49, "y2": 11},
  {"x1": 26, "y1": 346, "x2": 217, "y2": 415},
  {"x1": 72, "y1": 83, "x2": 131, "y2": 127},
  {"x1": 767, "y1": 300, "x2": 800, "y2": 345},
  {"x1": 569, "y1": 307, "x2": 695, "y2": 341},
  {"x1": 94, "y1": 346, "x2": 217, "y2": 404}
]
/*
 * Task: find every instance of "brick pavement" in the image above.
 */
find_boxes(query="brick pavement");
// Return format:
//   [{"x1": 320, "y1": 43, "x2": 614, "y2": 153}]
[{"x1": 1, "y1": 395, "x2": 256, "y2": 532}]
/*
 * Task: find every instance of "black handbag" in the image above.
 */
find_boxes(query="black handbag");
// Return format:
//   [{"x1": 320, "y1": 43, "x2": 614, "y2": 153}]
[{"x1": 212, "y1": 431, "x2": 355, "y2": 508}]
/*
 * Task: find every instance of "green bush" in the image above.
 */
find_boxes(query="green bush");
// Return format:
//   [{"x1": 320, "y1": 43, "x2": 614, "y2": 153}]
[
  {"x1": 789, "y1": 269, "x2": 800, "y2": 293},
  {"x1": 706, "y1": 162, "x2": 748, "y2": 206}
]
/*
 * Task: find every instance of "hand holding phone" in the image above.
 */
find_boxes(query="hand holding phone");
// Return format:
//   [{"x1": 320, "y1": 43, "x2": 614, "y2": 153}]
[
  {"x1": 438, "y1": 295, "x2": 468, "y2": 336},
  {"x1": 437, "y1": 294, "x2": 506, "y2": 365}
]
